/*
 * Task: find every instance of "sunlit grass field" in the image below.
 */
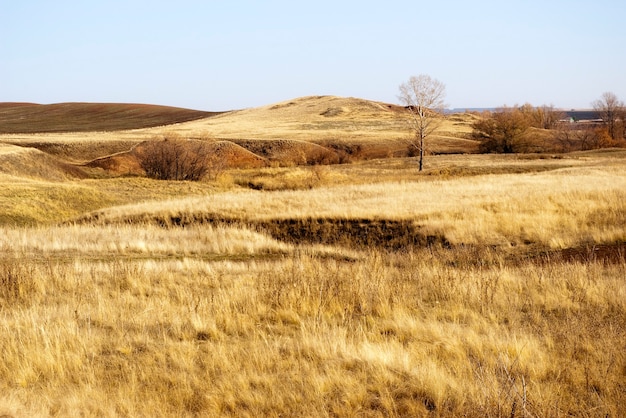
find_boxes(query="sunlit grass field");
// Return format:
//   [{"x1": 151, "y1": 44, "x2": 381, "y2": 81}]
[
  {"x1": 1, "y1": 152, "x2": 624, "y2": 416},
  {"x1": 0, "y1": 100, "x2": 625, "y2": 416}
]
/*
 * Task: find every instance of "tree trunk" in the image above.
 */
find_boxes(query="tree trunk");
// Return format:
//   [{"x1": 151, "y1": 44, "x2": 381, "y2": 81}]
[{"x1": 419, "y1": 135, "x2": 424, "y2": 171}]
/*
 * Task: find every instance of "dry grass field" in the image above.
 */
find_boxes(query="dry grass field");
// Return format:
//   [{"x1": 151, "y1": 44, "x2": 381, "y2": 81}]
[{"x1": 0, "y1": 98, "x2": 625, "y2": 417}]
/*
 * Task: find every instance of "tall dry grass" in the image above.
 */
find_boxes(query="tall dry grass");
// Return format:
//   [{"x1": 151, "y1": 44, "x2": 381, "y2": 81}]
[
  {"x1": 85, "y1": 164, "x2": 626, "y2": 250},
  {"x1": 0, "y1": 221, "x2": 624, "y2": 416},
  {"x1": 1, "y1": 151, "x2": 625, "y2": 416},
  {"x1": 0, "y1": 174, "x2": 224, "y2": 226}
]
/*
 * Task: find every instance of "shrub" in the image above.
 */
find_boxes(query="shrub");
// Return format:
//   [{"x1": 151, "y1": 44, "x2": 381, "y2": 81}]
[
  {"x1": 472, "y1": 107, "x2": 531, "y2": 153},
  {"x1": 138, "y1": 135, "x2": 217, "y2": 181}
]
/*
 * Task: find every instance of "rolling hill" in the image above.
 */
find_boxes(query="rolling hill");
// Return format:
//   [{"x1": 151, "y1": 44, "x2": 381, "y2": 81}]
[
  {"x1": 0, "y1": 96, "x2": 480, "y2": 175},
  {"x1": 167, "y1": 95, "x2": 424, "y2": 141},
  {"x1": 0, "y1": 143, "x2": 87, "y2": 180},
  {"x1": 0, "y1": 102, "x2": 220, "y2": 133}
]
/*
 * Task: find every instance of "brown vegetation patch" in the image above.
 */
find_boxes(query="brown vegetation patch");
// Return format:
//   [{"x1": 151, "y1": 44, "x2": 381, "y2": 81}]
[
  {"x1": 84, "y1": 151, "x2": 144, "y2": 176},
  {"x1": 206, "y1": 141, "x2": 268, "y2": 168},
  {"x1": 86, "y1": 140, "x2": 268, "y2": 176},
  {"x1": 0, "y1": 102, "x2": 219, "y2": 133},
  {"x1": 83, "y1": 211, "x2": 449, "y2": 250},
  {"x1": 253, "y1": 218, "x2": 450, "y2": 249},
  {"x1": 315, "y1": 139, "x2": 407, "y2": 160},
  {"x1": 131, "y1": 139, "x2": 267, "y2": 170},
  {"x1": 532, "y1": 242, "x2": 626, "y2": 265},
  {"x1": 232, "y1": 139, "x2": 339, "y2": 165},
  {"x1": 320, "y1": 107, "x2": 345, "y2": 117}
]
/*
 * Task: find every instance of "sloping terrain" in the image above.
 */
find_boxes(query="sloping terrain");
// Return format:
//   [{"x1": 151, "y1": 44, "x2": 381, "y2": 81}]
[
  {"x1": 169, "y1": 95, "x2": 420, "y2": 140},
  {"x1": 0, "y1": 143, "x2": 86, "y2": 180},
  {"x1": 157, "y1": 96, "x2": 477, "y2": 147},
  {"x1": 149, "y1": 95, "x2": 478, "y2": 156},
  {"x1": 231, "y1": 139, "x2": 341, "y2": 165},
  {"x1": 85, "y1": 140, "x2": 269, "y2": 175},
  {"x1": 0, "y1": 96, "x2": 480, "y2": 176},
  {"x1": 0, "y1": 102, "x2": 220, "y2": 133}
]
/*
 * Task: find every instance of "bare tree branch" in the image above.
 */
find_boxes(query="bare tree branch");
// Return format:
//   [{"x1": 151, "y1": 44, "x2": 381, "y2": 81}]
[
  {"x1": 398, "y1": 74, "x2": 447, "y2": 171},
  {"x1": 139, "y1": 135, "x2": 217, "y2": 181},
  {"x1": 592, "y1": 92, "x2": 625, "y2": 141}
]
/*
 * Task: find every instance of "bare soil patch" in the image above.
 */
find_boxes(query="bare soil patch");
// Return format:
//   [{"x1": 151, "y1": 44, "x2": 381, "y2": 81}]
[
  {"x1": 507, "y1": 241, "x2": 626, "y2": 266},
  {"x1": 0, "y1": 102, "x2": 220, "y2": 133},
  {"x1": 536, "y1": 242, "x2": 626, "y2": 264},
  {"x1": 80, "y1": 210, "x2": 450, "y2": 250},
  {"x1": 254, "y1": 218, "x2": 450, "y2": 249}
]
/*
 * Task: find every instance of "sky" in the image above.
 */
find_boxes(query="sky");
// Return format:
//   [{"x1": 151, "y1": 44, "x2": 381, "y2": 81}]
[{"x1": 2, "y1": 0, "x2": 625, "y2": 110}]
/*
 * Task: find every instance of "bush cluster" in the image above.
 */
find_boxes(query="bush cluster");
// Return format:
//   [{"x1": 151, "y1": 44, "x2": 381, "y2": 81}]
[{"x1": 138, "y1": 135, "x2": 218, "y2": 181}]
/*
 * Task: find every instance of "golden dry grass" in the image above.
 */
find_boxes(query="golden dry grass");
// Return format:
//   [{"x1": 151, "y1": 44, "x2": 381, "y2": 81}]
[
  {"x1": 151, "y1": 96, "x2": 478, "y2": 155},
  {"x1": 0, "y1": 224, "x2": 624, "y2": 416},
  {"x1": 82, "y1": 156, "x2": 626, "y2": 251},
  {"x1": 0, "y1": 173, "x2": 227, "y2": 226},
  {"x1": 0, "y1": 100, "x2": 625, "y2": 416}
]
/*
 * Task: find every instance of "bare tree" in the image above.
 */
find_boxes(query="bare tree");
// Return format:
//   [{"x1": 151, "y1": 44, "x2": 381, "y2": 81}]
[
  {"x1": 519, "y1": 103, "x2": 563, "y2": 129},
  {"x1": 555, "y1": 123, "x2": 599, "y2": 151},
  {"x1": 398, "y1": 74, "x2": 446, "y2": 171},
  {"x1": 592, "y1": 92, "x2": 625, "y2": 141}
]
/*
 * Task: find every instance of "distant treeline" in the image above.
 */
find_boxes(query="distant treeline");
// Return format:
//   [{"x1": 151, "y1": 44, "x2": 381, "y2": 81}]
[{"x1": 449, "y1": 108, "x2": 601, "y2": 122}]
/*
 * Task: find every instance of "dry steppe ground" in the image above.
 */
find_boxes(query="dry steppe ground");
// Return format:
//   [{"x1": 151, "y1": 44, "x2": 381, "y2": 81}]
[{"x1": 0, "y1": 98, "x2": 624, "y2": 417}]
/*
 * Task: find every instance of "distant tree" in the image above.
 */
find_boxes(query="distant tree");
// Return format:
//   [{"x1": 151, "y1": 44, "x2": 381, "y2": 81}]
[
  {"x1": 592, "y1": 92, "x2": 625, "y2": 141},
  {"x1": 540, "y1": 104, "x2": 565, "y2": 130},
  {"x1": 139, "y1": 134, "x2": 216, "y2": 181},
  {"x1": 472, "y1": 106, "x2": 531, "y2": 153},
  {"x1": 555, "y1": 124, "x2": 600, "y2": 151},
  {"x1": 398, "y1": 74, "x2": 447, "y2": 171},
  {"x1": 519, "y1": 103, "x2": 563, "y2": 130}
]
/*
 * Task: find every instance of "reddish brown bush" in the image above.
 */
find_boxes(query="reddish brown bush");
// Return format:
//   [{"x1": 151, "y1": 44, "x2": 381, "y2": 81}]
[{"x1": 139, "y1": 135, "x2": 217, "y2": 181}]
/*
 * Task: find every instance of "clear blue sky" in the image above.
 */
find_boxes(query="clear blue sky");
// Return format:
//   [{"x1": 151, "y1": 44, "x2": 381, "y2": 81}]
[{"x1": 2, "y1": 0, "x2": 624, "y2": 110}]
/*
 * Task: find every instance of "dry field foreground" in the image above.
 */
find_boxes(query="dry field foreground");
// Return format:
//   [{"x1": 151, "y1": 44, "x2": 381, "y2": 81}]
[{"x1": 0, "y1": 99, "x2": 625, "y2": 416}]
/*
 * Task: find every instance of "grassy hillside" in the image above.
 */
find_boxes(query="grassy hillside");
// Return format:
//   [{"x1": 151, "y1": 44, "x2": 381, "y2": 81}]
[
  {"x1": 1, "y1": 98, "x2": 624, "y2": 416},
  {"x1": 0, "y1": 102, "x2": 220, "y2": 133},
  {"x1": 169, "y1": 95, "x2": 477, "y2": 149},
  {"x1": 0, "y1": 97, "x2": 480, "y2": 178}
]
